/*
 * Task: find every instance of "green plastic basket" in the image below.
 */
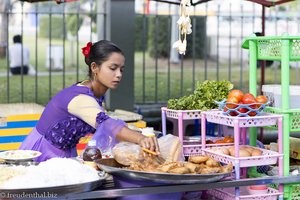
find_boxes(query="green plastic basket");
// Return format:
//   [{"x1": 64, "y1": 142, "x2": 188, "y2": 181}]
[
  {"x1": 243, "y1": 34, "x2": 300, "y2": 200},
  {"x1": 287, "y1": 184, "x2": 300, "y2": 200},
  {"x1": 242, "y1": 35, "x2": 300, "y2": 61},
  {"x1": 264, "y1": 107, "x2": 300, "y2": 132}
]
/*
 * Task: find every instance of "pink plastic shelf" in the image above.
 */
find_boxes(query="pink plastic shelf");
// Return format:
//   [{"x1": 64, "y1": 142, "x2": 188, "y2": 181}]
[
  {"x1": 183, "y1": 136, "x2": 233, "y2": 145},
  {"x1": 202, "y1": 145, "x2": 283, "y2": 168},
  {"x1": 162, "y1": 107, "x2": 202, "y2": 120},
  {"x1": 183, "y1": 145, "x2": 202, "y2": 156},
  {"x1": 183, "y1": 137, "x2": 233, "y2": 156},
  {"x1": 207, "y1": 186, "x2": 282, "y2": 200},
  {"x1": 204, "y1": 110, "x2": 281, "y2": 128},
  {"x1": 183, "y1": 143, "x2": 233, "y2": 156}
]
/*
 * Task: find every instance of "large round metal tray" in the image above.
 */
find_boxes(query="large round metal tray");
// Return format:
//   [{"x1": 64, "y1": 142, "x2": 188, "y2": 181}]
[
  {"x1": 95, "y1": 158, "x2": 231, "y2": 184},
  {"x1": 0, "y1": 173, "x2": 108, "y2": 196}
]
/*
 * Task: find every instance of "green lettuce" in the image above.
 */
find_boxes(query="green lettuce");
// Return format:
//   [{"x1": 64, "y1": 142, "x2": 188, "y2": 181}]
[{"x1": 167, "y1": 80, "x2": 233, "y2": 110}]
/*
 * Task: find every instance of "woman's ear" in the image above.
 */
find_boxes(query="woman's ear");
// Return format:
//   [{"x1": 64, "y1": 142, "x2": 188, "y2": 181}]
[{"x1": 90, "y1": 62, "x2": 98, "y2": 73}]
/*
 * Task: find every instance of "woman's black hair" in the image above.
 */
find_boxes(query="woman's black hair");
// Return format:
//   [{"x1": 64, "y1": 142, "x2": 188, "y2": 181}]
[
  {"x1": 84, "y1": 40, "x2": 124, "y2": 79},
  {"x1": 13, "y1": 35, "x2": 22, "y2": 43}
]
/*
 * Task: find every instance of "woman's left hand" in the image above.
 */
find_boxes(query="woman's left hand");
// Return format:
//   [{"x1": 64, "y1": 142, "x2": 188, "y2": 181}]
[{"x1": 138, "y1": 136, "x2": 160, "y2": 154}]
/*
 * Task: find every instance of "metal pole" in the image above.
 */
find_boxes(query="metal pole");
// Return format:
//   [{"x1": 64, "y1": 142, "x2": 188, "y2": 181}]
[
  {"x1": 170, "y1": 4, "x2": 179, "y2": 64},
  {"x1": 260, "y1": 5, "x2": 265, "y2": 94},
  {"x1": 97, "y1": 0, "x2": 105, "y2": 41}
]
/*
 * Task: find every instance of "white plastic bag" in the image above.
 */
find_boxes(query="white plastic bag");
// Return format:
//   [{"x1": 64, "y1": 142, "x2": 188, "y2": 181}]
[
  {"x1": 112, "y1": 134, "x2": 184, "y2": 166},
  {"x1": 112, "y1": 142, "x2": 143, "y2": 166},
  {"x1": 158, "y1": 134, "x2": 184, "y2": 162}
]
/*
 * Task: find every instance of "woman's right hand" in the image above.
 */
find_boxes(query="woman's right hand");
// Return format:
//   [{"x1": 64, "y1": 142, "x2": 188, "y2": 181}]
[
  {"x1": 138, "y1": 136, "x2": 160, "y2": 154},
  {"x1": 115, "y1": 126, "x2": 160, "y2": 154}
]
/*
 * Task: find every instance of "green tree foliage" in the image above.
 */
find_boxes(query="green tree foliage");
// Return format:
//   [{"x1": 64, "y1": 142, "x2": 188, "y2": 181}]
[
  {"x1": 147, "y1": 15, "x2": 206, "y2": 59},
  {"x1": 135, "y1": 15, "x2": 148, "y2": 51},
  {"x1": 40, "y1": 16, "x2": 64, "y2": 39},
  {"x1": 185, "y1": 16, "x2": 206, "y2": 59},
  {"x1": 66, "y1": 14, "x2": 83, "y2": 37},
  {"x1": 148, "y1": 15, "x2": 170, "y2": 58}
]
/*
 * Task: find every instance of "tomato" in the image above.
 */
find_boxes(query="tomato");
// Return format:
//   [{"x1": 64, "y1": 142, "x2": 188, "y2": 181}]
[
  {"x1": 206, "y1": 140, "x2": 214, "y2": 144},
  {"x1": 215, "y1": 139, "x2": 225, "y2": 144},
  {"x1": 224, "y1": 105, "x2": 238, "y2": 116},
  {"x1": 242, "y1": 93, "x2": 255, "y2": 102},
  {"x1": 238, "y1": 107, "x2": 248, "y2": 113},
  {"x1": 254, "y1": 95, "x2": 268, "y2": 109},
  {"x1": 226, "y1": 96, "x2": 239, "y2": 109},
  {"x1": 223, "y1": 136, "x2": 234, "y2": 143},
  {"x1": 242, "y1": 97, "x2": 256, "y2": 109},
  {"x1": 248, "y1": 111, "x2": 257, "y2": 116},
  {"x1": 229, "y1": 111, "x2": 238, "y2": 116},
  {"x1": 223, "y1": 107, "x2": 228, "y2": 112},
  {"x1": 242, "y1": 97, "x2": 256, "y2": 104},
  {"x1": 228, "y1": 89, "x2": 244, "y2": 102},
  {"x1": 255, "y1": 95, "x2": 268, "y2": 104},
  {"x1": 242, "y1": 93, "x2": 256, "y2": 108}
]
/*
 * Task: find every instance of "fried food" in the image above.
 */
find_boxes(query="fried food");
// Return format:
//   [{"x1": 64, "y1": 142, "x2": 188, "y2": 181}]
[
  {"x1": 220, "y1": 164, "x2": 233, "y2": 173},
  {"x1": 199, "y1": 166, "x2": 221, "y2": 174},
  {"x1": 206, "y1": 158, "x2": 220, "y2": 167},
  {"x1": 188, "y1": 155, "x2": 209, "y2": 164},
  {"x1": 184, "y1": 162, "x2": 200, "y2": 173},
  {"x1": 158, "y1": 162, "x2": 182, "y2": 172},
  {"x1": 251, "y1": 149, "x2": 262, "y2": 156},
  {"x1": 124, "y1": 155, "x2": 232, "y2": 176},
  {"x1": 168, "y1": 166, "x2": 190, "y2": 174}
]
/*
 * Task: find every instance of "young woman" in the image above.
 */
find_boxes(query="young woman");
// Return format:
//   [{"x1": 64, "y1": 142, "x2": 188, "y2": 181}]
[{"x1": 20, "y1": 40, "x2": 159, "y2": 162}]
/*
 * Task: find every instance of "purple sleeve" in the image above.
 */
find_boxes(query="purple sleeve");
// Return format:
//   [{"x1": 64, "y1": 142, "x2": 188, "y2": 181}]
[{"x1": 92, "y1": 112, "x2": 126, "y2": 151}]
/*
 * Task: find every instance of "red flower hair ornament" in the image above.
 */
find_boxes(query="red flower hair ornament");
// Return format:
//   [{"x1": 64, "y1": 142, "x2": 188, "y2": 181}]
[{"x1": 82, "y1": 42, "x2": 92, "y2": 58}]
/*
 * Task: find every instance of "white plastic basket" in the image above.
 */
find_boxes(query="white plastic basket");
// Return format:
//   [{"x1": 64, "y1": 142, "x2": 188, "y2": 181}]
[{"x1": 262, "y1": 84, "x2": 300, "y2": 109}]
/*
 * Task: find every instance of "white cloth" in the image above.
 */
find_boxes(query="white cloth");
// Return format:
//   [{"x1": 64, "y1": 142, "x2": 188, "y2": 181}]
[
  {"x1": 68, "y1": 83, "x2": 105, "y2": 128},
  {"x1": 68, "y1": 94, "x2": 104, "y2": 128},
  {"x1": 9, "y1": 43, "x2": 30, "y2": 68}
]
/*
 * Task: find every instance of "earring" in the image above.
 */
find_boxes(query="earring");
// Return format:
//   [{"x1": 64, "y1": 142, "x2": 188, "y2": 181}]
[{"x1": 94, "y1": 73, "x2": 97, "y2": 80}]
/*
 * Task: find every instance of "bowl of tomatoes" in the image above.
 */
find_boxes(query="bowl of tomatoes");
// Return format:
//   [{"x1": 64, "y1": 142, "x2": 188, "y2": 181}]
[{"x1": 216, "y1": 89, "x2": 269, "y2": 117}]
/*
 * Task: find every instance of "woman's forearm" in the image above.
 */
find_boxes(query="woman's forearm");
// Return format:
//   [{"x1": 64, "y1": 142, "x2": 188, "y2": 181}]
[
  {"x1": 116, "y1": 126, "x2": 145, "y2": 144},
  {"x1": 116, "y1": 126, "x2": 159, "y2": 153}
]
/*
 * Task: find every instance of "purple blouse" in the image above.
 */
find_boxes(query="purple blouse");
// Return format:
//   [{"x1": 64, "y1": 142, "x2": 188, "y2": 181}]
[{"x1": 32, "y1": 83, "x2": 125, "y2": 153}]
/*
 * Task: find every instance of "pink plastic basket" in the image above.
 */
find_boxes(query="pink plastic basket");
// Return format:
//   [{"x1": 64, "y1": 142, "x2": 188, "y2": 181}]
[
  {"x1": 183, "y1": 145, "x2": 203, "y2": 156},
  {"x1": 204, "y1": 110, "x2": 280, "y2": 128},
  {"x1": 202, "y1": 145, "x2": 282, "y2": 168},
  {"x1": 207, "y1": 186, "x2": 282, "y2": 200},
  {"x1": 163, "y1": 108, "x2": 202, "y2": 120},
  {"x1": 182, "y1": 137, "x2": 233, "y2": 156}
]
